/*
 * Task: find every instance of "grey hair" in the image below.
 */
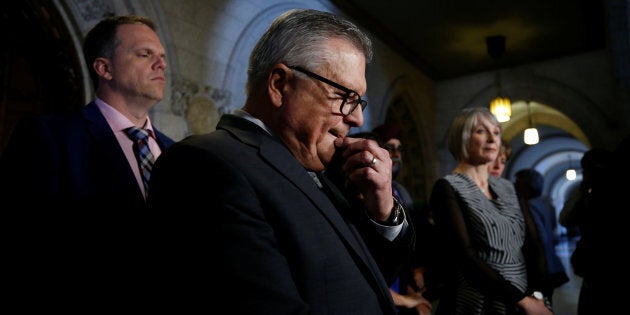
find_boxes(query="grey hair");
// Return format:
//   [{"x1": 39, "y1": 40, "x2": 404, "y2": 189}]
[
  {"x1": 447, "y1": 107, "x2": 501, "y2": 161},
  {"x1": 246, "y1": 9, "x2": 373, "y2": 95}
]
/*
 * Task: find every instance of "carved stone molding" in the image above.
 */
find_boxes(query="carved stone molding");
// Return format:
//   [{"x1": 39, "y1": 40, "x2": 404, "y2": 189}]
[{"x1": 74, "y1": 0, "x2": 114, "y2": 21}]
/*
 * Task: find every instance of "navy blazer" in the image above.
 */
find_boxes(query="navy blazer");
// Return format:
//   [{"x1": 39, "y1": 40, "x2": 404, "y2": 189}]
[
  {"x1": 2, "y1": 102, "x2": 176, "y2": 309},
  {"x1": 148, "y1": 114, "x2": 414, "y2": 314},
  {"x1": 0, "y1": 101, "x2": 174, "y2": 209}
]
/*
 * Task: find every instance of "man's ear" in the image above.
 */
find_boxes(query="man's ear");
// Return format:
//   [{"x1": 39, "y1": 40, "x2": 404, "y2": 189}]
[
  {"x1": 268, "y1": 64, "x2": 290, "y2": 108},
  {"x1": 93, "y1": 57, "x2": 113, "y2": 80}
]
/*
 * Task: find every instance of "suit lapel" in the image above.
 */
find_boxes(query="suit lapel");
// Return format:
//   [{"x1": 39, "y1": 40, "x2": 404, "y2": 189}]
[
  {"x1": 218, "y1": 115, "x2": 392, "y2": 304},
  {"x1": 219, "y1": 115, "x2": 365, "y2": 249},
  {"x1": 82, "y1": 102, "x2": 144, "y2": 200},
  {"x1": 318, "y1": 171, "x2": 396, "y2": 310}
]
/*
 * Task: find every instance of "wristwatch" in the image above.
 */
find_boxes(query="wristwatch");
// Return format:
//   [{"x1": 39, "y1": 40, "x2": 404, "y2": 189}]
[
  {"x1": 390, "y1": 197, "x2": 403, "y2": 225},
  {"x1": 378, "y1": 197, "x2": 404, "y2": 226},
  {"x1": 531, "y1": 291, "x2": 544, "y2": 301}
]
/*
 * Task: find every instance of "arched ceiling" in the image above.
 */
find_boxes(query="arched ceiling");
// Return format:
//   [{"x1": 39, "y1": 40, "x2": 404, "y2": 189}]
[
  {"x1": 501, "y1": 101, "x2": 589, "y2": 146},
  {"x1": 331, "y1": 0, "x2": 606, "y2": 80},
  {"x1": 503, "y1": 111, "x2": 589, "y2": 215}
]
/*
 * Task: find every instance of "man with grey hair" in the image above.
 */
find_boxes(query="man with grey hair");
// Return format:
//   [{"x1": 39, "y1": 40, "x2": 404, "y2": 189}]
[{"x1": 150, "y1": 9, "x2": 414, "y2": 314}]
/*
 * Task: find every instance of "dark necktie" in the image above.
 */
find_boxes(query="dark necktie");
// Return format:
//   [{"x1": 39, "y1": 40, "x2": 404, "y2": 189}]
[{"x1": 126, "y1": 126, "x2": 155, "y2": 197}]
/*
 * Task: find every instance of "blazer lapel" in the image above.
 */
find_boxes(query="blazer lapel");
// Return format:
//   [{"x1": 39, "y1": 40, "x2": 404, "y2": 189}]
[
  {"x1": 218, "y1": 115, "x2": 392, "y2": 302},
  {"x1": 318, "y1": 171, "x2": 396, "y2": 310},
  {"x1": 82, "y1": 102, "x2": 144, "y2": 199},
  {"x1": 218, "y1": 115, "x2": 364, "y2": 247}
]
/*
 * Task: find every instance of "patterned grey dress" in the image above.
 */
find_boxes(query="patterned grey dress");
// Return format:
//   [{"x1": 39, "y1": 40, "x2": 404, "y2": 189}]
[{"x1": 429, "y1": 173, "x2": 529, "y2": 315}]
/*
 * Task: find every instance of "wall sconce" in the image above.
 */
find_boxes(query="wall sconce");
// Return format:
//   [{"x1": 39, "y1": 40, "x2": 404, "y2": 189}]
[
  {"x1": 487, "y1": 36, "x2": 511, "y2": 122},
  {"x1": 524, "y1": 102, "x2": 539, "y2": 145}
]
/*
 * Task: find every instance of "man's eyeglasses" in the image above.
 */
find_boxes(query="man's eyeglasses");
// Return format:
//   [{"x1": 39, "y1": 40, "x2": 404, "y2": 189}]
[
  {"x1": 383, "y1": 144, "x2": 403, "y2": 153},
  {"x1": 288, "y1": 65, "x2": 367, "y2": 116}
]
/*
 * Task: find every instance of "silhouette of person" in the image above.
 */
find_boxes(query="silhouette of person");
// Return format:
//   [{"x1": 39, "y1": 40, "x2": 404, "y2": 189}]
[
  {"x1": 515, "y1": 169, "x2": 569, "y2": 303},
  {"x1": 371, "y1": 123, "x2": 434, "y2": 314}
]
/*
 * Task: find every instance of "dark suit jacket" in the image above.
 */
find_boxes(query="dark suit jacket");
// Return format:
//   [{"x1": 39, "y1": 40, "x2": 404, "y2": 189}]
[
  {"x1": 0, "y1": 101, "x2": 174, "y2": 209},
  {"x1": 0, "y1": 102, "x2": 175, "y2": 309},
  {"x1": 148, "y1": 114, "x2": 414, "y2": 314}
]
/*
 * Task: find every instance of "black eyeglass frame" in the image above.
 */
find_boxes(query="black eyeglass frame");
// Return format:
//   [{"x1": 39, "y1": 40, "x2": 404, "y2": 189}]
[
  {"x1": 382, "y1": 144, "x2": 403, "y2": 153},
  {"x1": 287, "y1": 65, "x2": 367, "y2": 116}
]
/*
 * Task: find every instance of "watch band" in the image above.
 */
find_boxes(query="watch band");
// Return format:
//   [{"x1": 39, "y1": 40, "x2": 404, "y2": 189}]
[{"x1": 388, "y1": 197, "x2": 404, "y2": 225}]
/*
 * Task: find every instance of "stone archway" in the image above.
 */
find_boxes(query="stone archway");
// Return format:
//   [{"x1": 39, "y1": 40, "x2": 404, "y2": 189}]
[
  {"x1": 384, "y1": 97, "x2": 429, "y2": 207},
  {"x1": 0, "y1": 0, "x2": 85, "y2": 156},
  {"x1": 378, "y1": 74, "x2": 435, "y2": 207},
  {"x1": 469, "y1": 69, "x2": 611, "y2": 149}
]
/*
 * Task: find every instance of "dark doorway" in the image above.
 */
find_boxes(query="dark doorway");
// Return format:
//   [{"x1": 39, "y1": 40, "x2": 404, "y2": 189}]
[{"x1": 0, "y1": 0, "x2": 84, "y2": 156}]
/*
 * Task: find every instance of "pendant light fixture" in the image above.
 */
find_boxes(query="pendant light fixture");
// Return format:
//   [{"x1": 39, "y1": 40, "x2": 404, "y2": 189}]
[
  {"x1": 487, "y1": 35, "x2": 511, "y2": 122},
  {"x1": 524, "y1": 102, "x2": 539, "y2": 145},
  {"x1": 566, "y1": 155, "x2": 577, "y2": 180},
  {"x1": 490, "y1": 70, "x2": 511, "y2": 122}
]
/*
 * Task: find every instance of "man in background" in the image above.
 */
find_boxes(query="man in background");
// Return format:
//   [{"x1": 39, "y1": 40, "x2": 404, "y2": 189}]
[
  {"x1": 1, "y1": 15, "x2": 175, "y2": 310},
  {"x1": 0, "y1": 15, "x2": 174, "y2": 209},
  {"x1": 373, "y1": 123, "x2": 414, "y2": 210},
  {"x1": 515, "y1": 168, "x2": 569, "y2": 304},
  {"x1": 373, "y1": 122, "x2": 433, "y2": 314}
]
